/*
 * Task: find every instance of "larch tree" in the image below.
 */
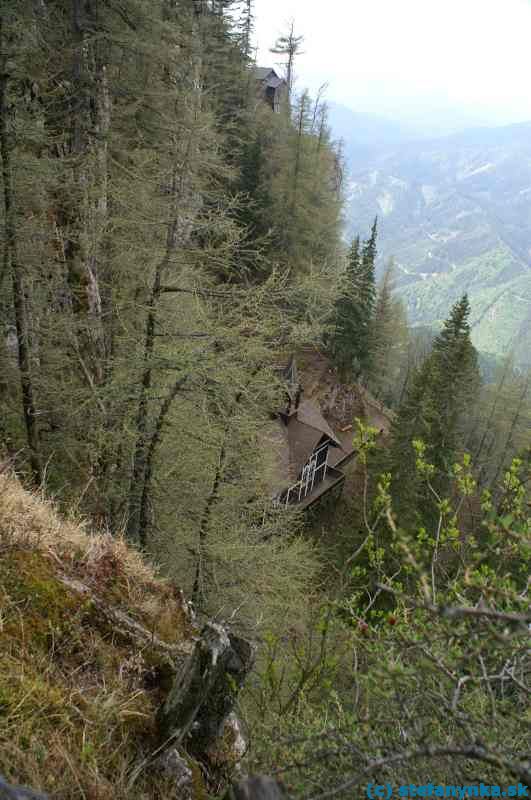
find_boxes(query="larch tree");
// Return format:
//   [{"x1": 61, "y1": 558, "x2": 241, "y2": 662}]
[
  {"x1": 0, "y1": 0, "x2": 345, "y2": 635},
  {"x1": 269, "y1": 21, "x2": 304, "y2": 103},
  {"x1": 0, "y1": 5, "x2": 42, "y2": 483}
]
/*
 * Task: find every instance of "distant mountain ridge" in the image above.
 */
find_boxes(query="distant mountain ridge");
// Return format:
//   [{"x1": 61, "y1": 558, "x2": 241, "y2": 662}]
[
  {"x1": 327, "y1": 103, "x2": 419, "y2": 168},
  {"x1": 336, "y1": 111, "x2": 531, "y2": 365}
]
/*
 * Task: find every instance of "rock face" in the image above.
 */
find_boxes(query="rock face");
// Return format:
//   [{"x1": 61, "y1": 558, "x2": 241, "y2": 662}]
[
  {"x1": 206, "y1": 713, "x2": 247, "y2": 768},
  {"x1": 158, "y1": 622, "x2": 256, "y2": 756},
  {"x1": 155, "y1": 749, "x2": 193, "y2": 797},
  {"x1": 226, "y1": 775, "x2": 286, "y2": 800},
  {"x1": 127, "y1": 622, "x2": 255, "y2": 794},
  {"x1": 0, "y1": 776, "x2": 48, "y2": 800}
]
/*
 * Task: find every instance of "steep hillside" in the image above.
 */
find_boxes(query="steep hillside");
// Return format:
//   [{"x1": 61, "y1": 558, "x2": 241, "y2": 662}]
[
  {"x1": 342, "y1": 121, "x2": 531, "y2": 364},
  {"x1": 0, "y1": 473, "x2": 249, "y2": 799},
  {"x1": 294, "y1": 349, "x2": 394, "y2": 437}
]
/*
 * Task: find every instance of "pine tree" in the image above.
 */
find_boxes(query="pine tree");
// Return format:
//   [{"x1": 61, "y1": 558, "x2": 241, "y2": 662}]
[
  {"x1": 358, "y1": 217, "x2": 378, "y2": 378},
  {"x1": 360, "y1": 218, "x2": 378, "y2": 309},
  {"x1": 328, "y1": 219, "x2": 378, "y2": 380},
  {"x1": 233, "y1": 85, "x2": 342, "y2": 276},
  {"x1": 368, "y1": 259, "x2": 409, "y2": 405},
  {"x1": 429, "y1": 294, "x2": 480, "y2": 450},
  {"x1": 390, "y1": 294, "x2": 481, "y2": 522},
  {"x1": 329, "y1": 237, "x2": 361, "y2": 376}
]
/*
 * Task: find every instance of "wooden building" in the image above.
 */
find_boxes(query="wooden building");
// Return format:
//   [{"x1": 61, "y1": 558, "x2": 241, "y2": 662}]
[
  {"x1": 254, "y1": 66, "x2": 287, "y2": 112},
  {"x1": 271, "y1": 358, "x2": 356, "y2": 510}
]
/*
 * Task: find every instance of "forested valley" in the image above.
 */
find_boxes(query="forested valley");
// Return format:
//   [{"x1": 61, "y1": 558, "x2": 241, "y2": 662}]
[{"x1": 0, "y1": 2, "x2": 529, "y2": 799}]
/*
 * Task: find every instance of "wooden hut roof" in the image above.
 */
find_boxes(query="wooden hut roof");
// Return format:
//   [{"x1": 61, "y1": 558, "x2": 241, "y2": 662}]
[
  {"x1": 267, "y1": 356, "x2": 356, "y2": 497},
  {"x1": 254, "y1": 66, "x2": 277, "y2": 81},
  {"x1": 254, "y1": 67, "x2": 285, "y2": 88},
  {"x1": 295, "y1": 400, "x2": 341, "y2": 447}
]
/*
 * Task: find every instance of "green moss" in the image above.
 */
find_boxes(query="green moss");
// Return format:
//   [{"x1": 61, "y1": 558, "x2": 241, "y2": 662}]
[
  {"x1": 0, "y1": 550, "x2": 87, "y2": 646},
  {"x1": 148, "y1": 600, "x2": 196, "y2": 645},
  {"x1": 190, "y1": 759, "x2": 208, "y2": 800},
  {"x1": 0, "y1": 543, "x2": 209, "y2": 799},
  {"x1": 0, "y1": 654, "x2": 71, "y2": 728}
]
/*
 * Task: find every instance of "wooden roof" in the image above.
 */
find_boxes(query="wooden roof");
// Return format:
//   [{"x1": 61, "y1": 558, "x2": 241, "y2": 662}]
[
  {"x1": 295, "y1": 400, "x2": 341, "y2": 448},
  {"x1": 254, "y1": 66, "x2": 277, "y2": 80},
  {"x1": 276, "y1": 399, "x2": 344, "y2": 479},
  {"x1": 254, "y1": 66, "x2": 286, "y2": 89},
  {"x1": 267, "y1": 357, "x2": 356, "y2": 498}
]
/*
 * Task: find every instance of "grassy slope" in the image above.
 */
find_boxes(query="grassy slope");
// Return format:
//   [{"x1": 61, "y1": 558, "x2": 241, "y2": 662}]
[{"x1": 0, "y1": 473, "x2": 206, "y2": 800}]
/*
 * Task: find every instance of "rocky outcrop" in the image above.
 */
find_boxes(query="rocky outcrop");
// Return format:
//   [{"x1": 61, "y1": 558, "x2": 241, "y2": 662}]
[
  {"x1": 155, "y1": 749, "x2": 194, "y2": 797},
  {"x1": 158, "y1": 622, "x2": 256, "y2": 755},
  {"x1": 127, "y1": 622, "x2": 255, "y2": 793},
  {"x1": 226, "y1": 776, "x2": 286, "y2": 800},
  {"x1": 0, "y1": 777, "x2": 48, "y2": 800}
]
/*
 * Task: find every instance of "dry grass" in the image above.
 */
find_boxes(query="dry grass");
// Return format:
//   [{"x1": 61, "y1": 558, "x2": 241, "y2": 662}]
[
  {"x1": 1, "y1": 472, "x2": 153, "y2": 590},
  {"x1": 0, "y1": 472, "x2": 202, "y2": 799}
]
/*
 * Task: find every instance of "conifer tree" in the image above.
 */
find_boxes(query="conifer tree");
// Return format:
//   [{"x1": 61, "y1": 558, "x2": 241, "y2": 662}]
[
  {"x1": 390, "y1": 294, "x2": 481, "y2": 522},
  {"x1": 368, "y1": 259, "x2": 409, "y2": 405},
  {"x1": 270, "y1": 22, "x2": 304, "y2": 103},
  {"x1": 0, "y1": 2, "x2": 43, "y2": 484},
  {"x1": 329, "y1": 237, "x2": 361, "y2": 376},
  {"x1": 0, "y1": 0, "x2": 344, "y2": 630},
  {"x1": 360, "y1": 217, "x2": 378, "y2": 309},
  {"x1": 233, "y1": 86, "x2": 342, "y2": 276},
  {"x1": 358, "y1": 217, "x2": 378, "y2": 378},
  {"x1": 328, "y1": 219, "x2": 378, "y2": 380}
]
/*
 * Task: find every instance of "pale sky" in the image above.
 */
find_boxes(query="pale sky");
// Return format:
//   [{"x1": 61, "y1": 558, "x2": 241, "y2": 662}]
[{"x1": 253, "y1": 0, "x2": 531, "y2": 130}]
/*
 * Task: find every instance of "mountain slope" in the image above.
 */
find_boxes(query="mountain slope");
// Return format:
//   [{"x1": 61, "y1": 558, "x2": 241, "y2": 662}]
[
  {"x1": 341, "y1": 120, "x2": 531, "y2": 363},
  {"x1": 327, "y1": 103, "x2": 416, "y2": 166}
]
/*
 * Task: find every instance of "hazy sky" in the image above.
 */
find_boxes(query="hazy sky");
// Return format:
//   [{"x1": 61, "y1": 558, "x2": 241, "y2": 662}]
[{"x1": 253, "y1": 0, "x2": 531, "y2": 129}]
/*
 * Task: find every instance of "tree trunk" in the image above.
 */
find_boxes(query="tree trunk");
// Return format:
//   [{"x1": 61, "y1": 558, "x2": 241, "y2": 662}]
[
  {"x1": 127, "y1": 95, "x2": 200, "y2": 542},
  {"x1": 65, "y1": 0, "x2": 109, "y2": 386},
  {"x1": 126, "y1": 263, "x2": 163, "y2": 542},
  {"x1": 137, "y1": 375, "x2": 188, "y2": 546},
  {"x1": 0, "y1": 16, "x2": 42, "y2": 483},
  {"x1": 192, "y1": 439, "x2": 228, "y2": 604},
  {"x1": 192, "y1": 377, "x2": 251, "y2": 605}
]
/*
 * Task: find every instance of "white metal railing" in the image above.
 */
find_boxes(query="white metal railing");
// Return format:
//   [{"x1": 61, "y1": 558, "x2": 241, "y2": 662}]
[{"x1": 282, "y1": 444, "x2": 329, "y2": 507}]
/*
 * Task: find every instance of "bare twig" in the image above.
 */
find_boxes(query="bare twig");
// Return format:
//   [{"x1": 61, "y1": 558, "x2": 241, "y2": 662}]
[
  {"x1": 376, "y1": 583, "x2": 531, "y2": 627},
  {"x1": 306, "y1": 744, "x2": 531, "y2": 800}
]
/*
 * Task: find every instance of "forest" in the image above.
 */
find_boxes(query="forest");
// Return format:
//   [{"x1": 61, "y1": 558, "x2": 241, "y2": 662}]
[{"x1": 0, "y1": 1, "x2": 529, "y2": 798}]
